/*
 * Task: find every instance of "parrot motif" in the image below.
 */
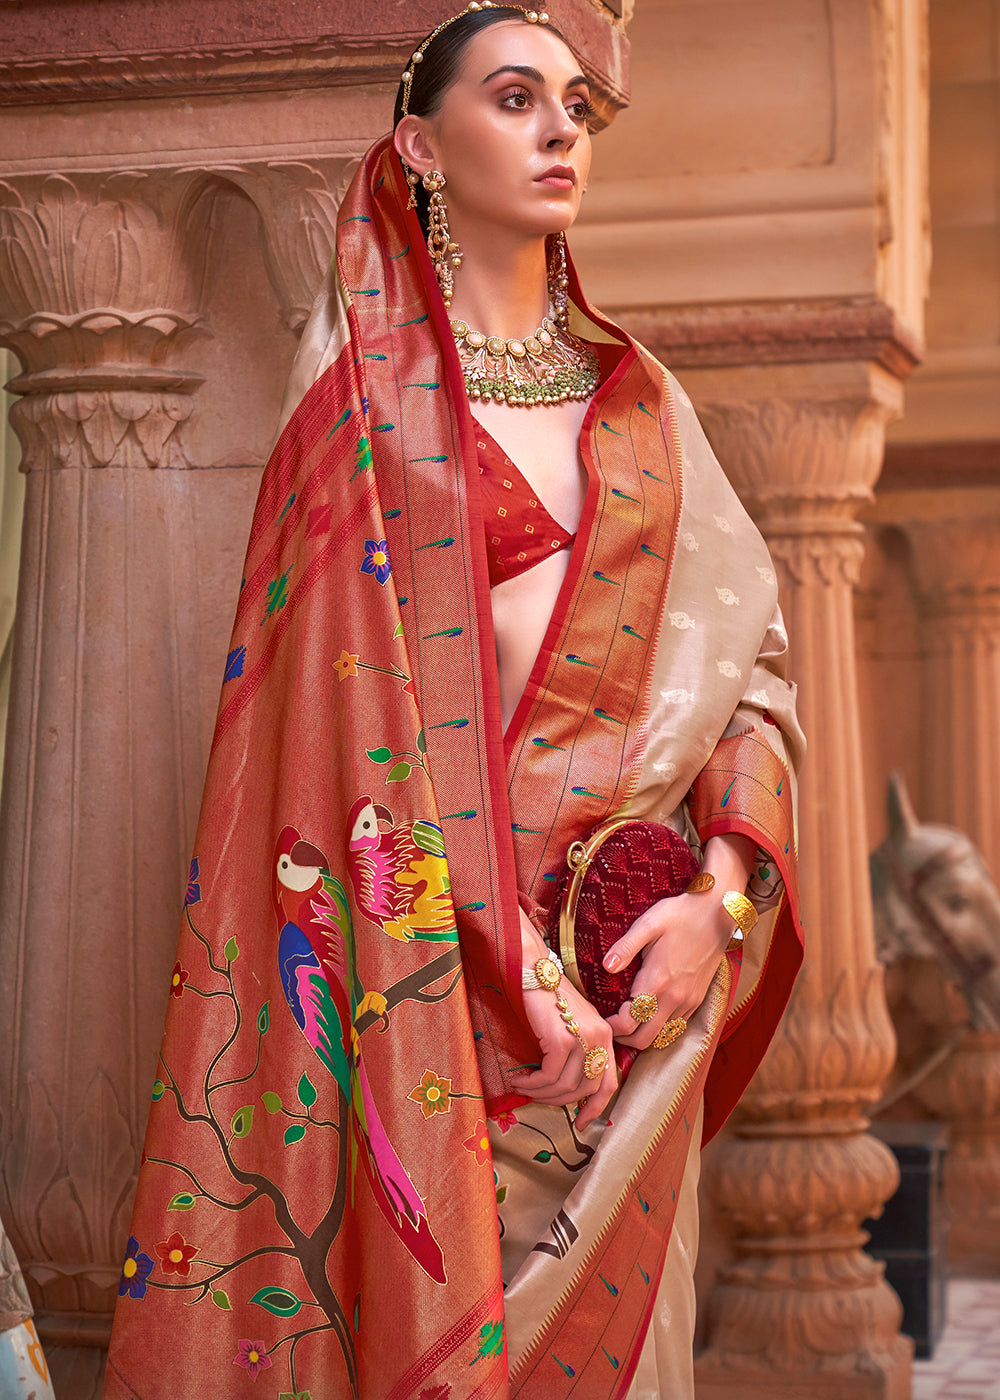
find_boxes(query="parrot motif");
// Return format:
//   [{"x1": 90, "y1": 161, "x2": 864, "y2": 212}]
[
  {"x1": 345, "y1": 797, "x2": 456, "y2": 941},
  {"x1": 273, "y1": 825, "x2": 446, "y2": 1284}
]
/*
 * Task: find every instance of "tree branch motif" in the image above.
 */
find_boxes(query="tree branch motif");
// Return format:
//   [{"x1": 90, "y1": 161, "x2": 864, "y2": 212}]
[{"x1": 128, "y1": 854, "x2": 469, "y2": 1396}]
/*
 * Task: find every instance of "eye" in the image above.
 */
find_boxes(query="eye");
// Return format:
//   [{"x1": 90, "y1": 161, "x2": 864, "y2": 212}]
[
  {"x1": 500, "y1": 86, "x2": 531, "y2": 110},
  {"x1": 568, "y1": 96, "x2": 596, "y2": 124}
]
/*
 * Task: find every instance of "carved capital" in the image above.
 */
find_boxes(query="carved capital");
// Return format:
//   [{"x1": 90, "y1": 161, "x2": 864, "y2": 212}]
[
  {"x1": 681, "y1": 362, "x2": 904, "y2": 527},
  {"x1": 222, "y1": 159, "x2": 357, "y2": 333},
  {"x1": 0, "y1": 172, "x2": 208, "y2": 470},
  {"x1": 895, "y1": 497, "x2": 1000, "y2": 618}
]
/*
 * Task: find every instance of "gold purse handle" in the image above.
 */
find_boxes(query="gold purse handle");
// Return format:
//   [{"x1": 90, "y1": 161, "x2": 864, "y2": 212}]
[{"x1": 557, "y1": 818, "x2": 635, "y2": 994}]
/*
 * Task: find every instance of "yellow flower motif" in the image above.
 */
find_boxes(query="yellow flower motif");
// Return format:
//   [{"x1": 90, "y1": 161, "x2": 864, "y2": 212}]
[
  {"x1": 408, "y1": 1070, "x2": 452, "y2": 1119},
  {"x1": 334, "y1": 650, "x2": 360, "y2": 681}
]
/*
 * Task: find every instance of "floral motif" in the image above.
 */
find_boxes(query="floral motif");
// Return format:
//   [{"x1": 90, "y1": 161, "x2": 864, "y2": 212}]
[
  {"x1": 463, "y1": 1120, "x2": 491, "y2": 1166},
  {"x1": 118, "y1": 1236, "x2": 154, "y2": 1299},
  {"x1": 408, "y1": 1070, "x2": 452, "y2": 1119},
  {"x1": 155, "y1": 1231, "x2": 199, "y2": 1277},
  {"x1": 185, "y1": 857, "x2": 201, "y2": 906},
  {"x1": 360, "y1": 538, "x2": 392, "y2": 586},
  {"x1": 169, "y1": 961, "x2": 189, "y2": 998},
  {"x1": 334, "y1": 650, "x2": 359, "y2": 682},
  {"x1": 234, "y1": 1339, "x2": 272, "y2": 1379},
  {"x1": 489, "y1": 1108, "x2": 518, "y2": 1135}
]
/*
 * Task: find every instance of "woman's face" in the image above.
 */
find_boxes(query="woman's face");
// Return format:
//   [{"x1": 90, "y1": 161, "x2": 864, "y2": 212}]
[{"x1": 400, "y1": 20, "x2": 593, "y2": 241}]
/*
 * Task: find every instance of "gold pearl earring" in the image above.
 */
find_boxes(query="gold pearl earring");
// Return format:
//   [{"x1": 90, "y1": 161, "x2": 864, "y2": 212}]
[{"x1": 422, "y1": 170, "x2": 462, "y2": 308}]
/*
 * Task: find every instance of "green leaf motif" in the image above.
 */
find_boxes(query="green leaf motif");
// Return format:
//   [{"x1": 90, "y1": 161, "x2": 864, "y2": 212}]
[
  {"x1": 257, "y1": 1001, "x2": 270, "y2": 1034},
  {"x1": 392, "y1": 621, "x2": 405, "y2": 639},
  {"x1": 151, "y1": 1079, "x2": 165, "y2": 1101},
  {"x1": 261, "y1": 1091, "x2": 283, "y2": 1114},
  {"x1": 284, "y1": 1124, "x2": 307, "y2": 1146},
  {"x1": 231, "y1": 1105, "x2": 254, "y2": 1138},
  {"x1": 211, "y1": 1289, "x2": 232, "y2": 1310},
  {"x1": 387, "y1": 761, "x2": 412, "y2": 783},
  {"x1": 297, "y1": 1072, "x2": 317, "y2": 1108},
  {"x1": 167, "y1": 1192, "x2": 197, "y2": 1212},
  {"x1": 249, "y1": 1285, "x2": 304, "y2": 1318},
  {"x1": 366, "y1": 746, "x2": 393, "y2": 764},
  {"x1": 224, "y1": 937, "x2": 239, "y2": 963},
  {"x1": 416, "y1": 728, "x2": 427, "y2": 754},
  {"x1": 279, "y1": 1392, "x2": 313, "y2": 1399},
  {"x1": 533, "y1": 1150, "x2": 552, "y2": 1163}
]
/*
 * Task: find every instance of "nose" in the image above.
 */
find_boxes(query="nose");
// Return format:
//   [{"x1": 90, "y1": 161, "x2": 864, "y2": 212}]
[{"x1": 543, "y1": 99, "x2": 579, "y2": 149}]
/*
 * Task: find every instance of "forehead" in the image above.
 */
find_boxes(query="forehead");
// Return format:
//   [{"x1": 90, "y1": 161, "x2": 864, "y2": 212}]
[{"x1": 456, "y1": 20, "x2": 584, "y2": 86}]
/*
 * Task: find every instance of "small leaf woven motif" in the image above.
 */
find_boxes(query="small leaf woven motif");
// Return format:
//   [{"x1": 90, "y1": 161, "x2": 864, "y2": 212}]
[{"x1": 547, "y1": 823, "x2": 700, "y2": 1018}]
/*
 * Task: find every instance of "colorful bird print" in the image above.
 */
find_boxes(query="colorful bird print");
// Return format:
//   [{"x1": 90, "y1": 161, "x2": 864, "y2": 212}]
[
  {"x1": 345, "y1": 797, "x2": 456, "y2": 941},
  {"x1": 273, "y1": 826, "x2": 446, "y2": 1283}
]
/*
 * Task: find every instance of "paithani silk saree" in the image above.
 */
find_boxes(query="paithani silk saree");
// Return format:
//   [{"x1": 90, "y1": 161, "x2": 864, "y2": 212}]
[{"x1": 104, "y1": 137, "x2": 803, "y2": 1400}]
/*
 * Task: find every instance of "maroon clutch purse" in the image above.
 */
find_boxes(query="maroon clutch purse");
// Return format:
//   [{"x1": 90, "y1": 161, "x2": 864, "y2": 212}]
[{"x1": 545, "y1": 819, "x2": 701, "y2": 1019}]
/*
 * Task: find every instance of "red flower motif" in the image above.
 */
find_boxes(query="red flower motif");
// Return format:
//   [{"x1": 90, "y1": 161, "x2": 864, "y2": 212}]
[
  {"x1": 234, "y1": 1340, "x2": 271, "y2": 1380},
  {"x1": 463, "y1": 1120, "x2": 492, "y2": 1166},
  {"x1": 489, "y1": 1109, "x2": 519, "y2": 1135},
  {"x1": 168, "y1": 962, "x2": 188, "y2": 997},
  {"x1": 155, "y1": 1231, "x2": 198, "y2": 1278}
]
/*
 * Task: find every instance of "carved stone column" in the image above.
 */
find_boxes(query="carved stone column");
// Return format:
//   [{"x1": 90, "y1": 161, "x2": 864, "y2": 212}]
[
  {"x1": 0, "y1": 161, "x2": 342, "y2": 1395},
  {"x1": 903, "y1": 496, "x2": 1000, "y2": 878},
  {"x1": 674, "y1": 359, "x2": 913, "y2": 1397},
  {"x1": 868, "y1": 488, "x2": 1000, "y2": 1271}
]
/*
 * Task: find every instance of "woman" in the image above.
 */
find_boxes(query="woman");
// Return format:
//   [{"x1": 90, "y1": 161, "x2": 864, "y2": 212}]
[{"x1": 104, "y1": 7, "x2": 803, "y2": 1399}]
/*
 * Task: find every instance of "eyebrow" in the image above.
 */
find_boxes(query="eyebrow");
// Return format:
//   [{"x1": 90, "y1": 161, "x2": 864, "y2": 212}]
[{"x1": 481, "y1": 64, "x2": 590, "y2": 90}]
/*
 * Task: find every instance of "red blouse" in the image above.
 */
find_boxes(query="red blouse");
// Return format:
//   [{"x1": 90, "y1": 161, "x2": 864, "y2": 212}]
[{"x1": 474, "y1": 420, "x2": 575, "y2": 587}]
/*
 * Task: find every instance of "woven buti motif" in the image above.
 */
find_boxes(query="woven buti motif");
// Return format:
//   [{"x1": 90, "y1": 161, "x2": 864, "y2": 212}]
[{"x1": 547, "y1": 821, "x2": 701, "y2": 1018}]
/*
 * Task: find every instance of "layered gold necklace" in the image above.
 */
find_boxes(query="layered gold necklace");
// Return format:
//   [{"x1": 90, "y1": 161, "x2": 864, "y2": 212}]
[{"x1": 450, "y1": 316, "x2": 599, "y2": 408}]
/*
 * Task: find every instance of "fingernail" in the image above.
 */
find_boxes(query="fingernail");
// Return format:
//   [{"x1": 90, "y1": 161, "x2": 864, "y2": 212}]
[{"x1": 604, "y1": 953, "x2": 620, "y2": 972}]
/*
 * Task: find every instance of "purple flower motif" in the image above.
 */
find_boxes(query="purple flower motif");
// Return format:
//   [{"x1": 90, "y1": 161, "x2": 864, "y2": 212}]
[
  {"x1": 185, "y1": 858, "x2": 201, "y2": 906},
  {"x1": 360, "y1": 539, "x2": 392, "y2": 586},
  {"x1": 118, "y1": 1235, "x2": 154, "y2": 1299},
  {"x1": 234, "y1": 1339, "x2": 272, "y2": 1379}
]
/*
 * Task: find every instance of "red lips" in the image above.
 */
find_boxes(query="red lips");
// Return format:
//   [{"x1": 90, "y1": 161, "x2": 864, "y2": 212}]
[{"x1": 537, "y1": 164, "x2": 576, "y2": 185}]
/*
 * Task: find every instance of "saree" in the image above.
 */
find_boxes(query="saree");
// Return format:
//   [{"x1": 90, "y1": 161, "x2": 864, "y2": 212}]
[{"x1": 103, "y1": 136, "x2": 803, "y2": 1400}]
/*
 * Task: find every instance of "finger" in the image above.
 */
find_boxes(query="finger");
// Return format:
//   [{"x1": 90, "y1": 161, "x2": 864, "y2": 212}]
[
  {"x1": 575, "y1": 1061, "x2": 618, "y2": 1130},
  {"x1": 509, "y1": 1046, "x2": 572, "y2": 1092},
  {"x1": 601, "y1": 919, "x2": 657, "y2": 976}
]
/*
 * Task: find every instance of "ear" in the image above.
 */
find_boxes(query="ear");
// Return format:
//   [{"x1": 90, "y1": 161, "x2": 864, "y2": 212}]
[
  {"x1": 393, "y1": 116, "x2": 441, "y2": 180},
  {"x1": 887, "y1": 771, "x2": 918, "y2": 842}
]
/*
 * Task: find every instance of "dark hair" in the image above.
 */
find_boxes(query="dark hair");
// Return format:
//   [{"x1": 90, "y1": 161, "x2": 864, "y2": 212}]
[{"x1": 393, "y1": 7, "x2": 574, "y2": 227}]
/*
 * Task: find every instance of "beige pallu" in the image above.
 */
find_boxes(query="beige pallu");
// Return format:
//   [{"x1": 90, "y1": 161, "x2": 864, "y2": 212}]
[{"x1": 492, "y1": 329, "x2": 804, "y2": 1398}]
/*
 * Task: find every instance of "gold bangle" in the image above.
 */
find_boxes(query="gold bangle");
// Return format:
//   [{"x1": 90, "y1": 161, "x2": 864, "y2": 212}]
[
  {"x1": 522, "y1": 953, "x2": 562, "y2": 992},
  {"x1": 722, "y1": 890, "x2": 758, "y2": 939}
]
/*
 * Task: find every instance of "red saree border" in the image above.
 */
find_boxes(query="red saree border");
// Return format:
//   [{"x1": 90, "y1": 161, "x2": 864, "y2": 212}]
[{"x1": 688, "y1": 729, "x2": 803, "y2": 1141}]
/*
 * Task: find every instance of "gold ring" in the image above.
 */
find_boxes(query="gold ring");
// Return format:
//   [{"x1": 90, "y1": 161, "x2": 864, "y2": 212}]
[
  {"x1": 652, "y1": 1016, "x2": 687, "y2": 1049},
  {"x1": 630, "y1": 992, "x2": 658, "y2": 1024},
  {"x1": 583, "y1": 1046, "x2": 609, "y2": 1080}
]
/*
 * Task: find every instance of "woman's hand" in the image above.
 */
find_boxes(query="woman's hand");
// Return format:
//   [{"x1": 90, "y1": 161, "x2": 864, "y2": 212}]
[
  {"x1": 605, "y1": 832, "x2": 757, "y2": 1050},
  {"x1": 509, "y1": 913, "x2": 618, "y2": 1131}
]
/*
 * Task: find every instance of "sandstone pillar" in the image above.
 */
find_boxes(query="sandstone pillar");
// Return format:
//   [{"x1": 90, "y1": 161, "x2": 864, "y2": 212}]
[
  {"x1": 664, "y1": 354, "x2": 914, "y2": 1398},
  {"x1": 865, "y1": 487, "x2": 1000, "y2": 1272},
  {"x1": 903, "y1": 497, "x2": 1000, "y2": 878},
  {"x1": 0, "y1": 160, "x2": 343, "y2": 1396}
]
